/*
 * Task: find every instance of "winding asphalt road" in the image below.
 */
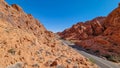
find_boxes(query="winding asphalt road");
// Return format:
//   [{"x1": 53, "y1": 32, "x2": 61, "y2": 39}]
[{"x1": 61, "y1": 39, "x2": 120, "y2": 68}]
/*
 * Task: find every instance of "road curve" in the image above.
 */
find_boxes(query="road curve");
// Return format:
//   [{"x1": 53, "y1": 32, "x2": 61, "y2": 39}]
[{"x1": 61, "y1": 40, "x2": 120, "y2": 68}]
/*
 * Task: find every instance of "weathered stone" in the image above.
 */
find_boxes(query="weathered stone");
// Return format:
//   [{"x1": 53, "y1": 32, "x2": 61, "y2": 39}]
[
  {"x1": 66, "y1": 59, "x2": 72, "y2": 64},
  {"x1": 58, "y1": 4, "x2": 120, "y2": 62},
  {"x1": 7, "y1": 62, "x2": 23, "y2": 68},
  {"x1": 45, "y1": 60, "x2": 53, "y2": 66},
  {"x1": 58, "y1": 17, "x2": 105, "y2": 40},
  {"x1": 11, "y1": 4, "x2": 22, "y2": 11},
  {"x1": 50, "y1": 60, "x2": 58, "y2": 67},
  {"x1": 0, "y1": 0, "x2": 98, "y2": 68}
]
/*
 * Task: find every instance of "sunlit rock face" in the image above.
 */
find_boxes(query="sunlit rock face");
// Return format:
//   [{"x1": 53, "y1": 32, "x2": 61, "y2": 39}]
[
  {"x1": 58, "y1": 17, "x2": 105, "y2": 40},
  {"x1": 58, "y1": 4, "x2": 120, "y2": 62},
  {"x1": 0, "y1": 0, "x2": 98, "y2": 68}
]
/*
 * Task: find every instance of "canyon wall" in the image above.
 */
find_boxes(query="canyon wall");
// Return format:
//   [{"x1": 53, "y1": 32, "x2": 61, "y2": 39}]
[
  {"x1": 58, "y1": 4, "x2": 120, "y2": 62},
  {"x1": 0, "y1": 0, "x2": 98, "y2": 68}
]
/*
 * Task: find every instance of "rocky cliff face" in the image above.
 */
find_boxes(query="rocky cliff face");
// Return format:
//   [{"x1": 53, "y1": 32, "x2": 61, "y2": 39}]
[
  {"x1": 0, "y1": 0, "x2": 98, "y2": 68},
  {"x1": 58, "y1": 4, "x2": 120, "y2": 62},
  {"x1": 58, "y1": 17, "x2": 105, "y2": 40}
]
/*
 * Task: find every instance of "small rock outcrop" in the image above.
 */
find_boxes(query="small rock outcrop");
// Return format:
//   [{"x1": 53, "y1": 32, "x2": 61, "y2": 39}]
[{"x1": 11, "y1": 4, "x2": 22, "y2": 11}]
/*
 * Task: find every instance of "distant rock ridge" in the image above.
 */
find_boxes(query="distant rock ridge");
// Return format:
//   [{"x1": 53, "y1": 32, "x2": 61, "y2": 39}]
[
  {"x1": 0, "y1": 0, "x2": 98, "y2": 68},
  {"x1": 58, "y1": 17, "x2": 106, "y2": 40},
  {"x1": 58, "y1": 4, "x2": 120, "y2": 62}
]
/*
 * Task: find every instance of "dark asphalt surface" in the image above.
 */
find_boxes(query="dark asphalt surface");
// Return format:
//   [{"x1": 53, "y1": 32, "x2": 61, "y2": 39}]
[{"x1": 61, "y1": 40, "x2": 120, "y2": 68}]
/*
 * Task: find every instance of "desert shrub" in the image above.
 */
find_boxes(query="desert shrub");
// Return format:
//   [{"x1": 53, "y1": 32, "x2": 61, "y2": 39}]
[
  {"x1": 88, "y1": 58, "x2": 95, "y2": 63},
  {"x1": 86, "y1": 48, "x2": 90, "y2": 51},
  {"x1": 103, "y1": 54, "x2": 120, "y2": 62},
  {"x1": 32, "y1": 63, "x2": 39, "y2": 68},
  {"x1": 8, "y1": 48, "x2": 16, "y2": 55},
  {"x1": 94, "y1": 50, "x2": 100, "y2": 53},
  {"x1": 108, "y1": 49, "x2": 113, "y2": 52}
]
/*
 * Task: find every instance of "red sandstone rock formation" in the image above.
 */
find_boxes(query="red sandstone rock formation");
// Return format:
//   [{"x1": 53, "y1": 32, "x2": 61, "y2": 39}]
[
  {"x1": 58, "y1": 17, "x2": 105, "y2": 40},
  {"x1": 58, "y1": 4, "x2": 120, "y2": 62},
  {"x1": 0, "y1": 0, "x2": 98, "y2": 68}
]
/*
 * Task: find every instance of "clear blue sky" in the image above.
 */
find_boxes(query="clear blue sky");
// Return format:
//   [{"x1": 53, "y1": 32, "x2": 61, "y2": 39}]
[{"x1": 6, "y1": 0, "x2": 120, "y2": 32}]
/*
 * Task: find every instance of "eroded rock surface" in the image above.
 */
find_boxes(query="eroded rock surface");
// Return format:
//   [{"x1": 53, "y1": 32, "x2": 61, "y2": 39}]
[
  {"x1": 0, "y1": 0, "x2": 98, "y2": 68},
  {"x1": 58, "y1": 4, "x2": 120, "y2": 62}
]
